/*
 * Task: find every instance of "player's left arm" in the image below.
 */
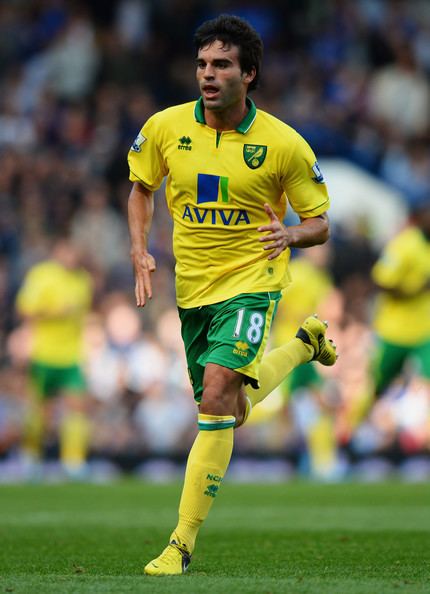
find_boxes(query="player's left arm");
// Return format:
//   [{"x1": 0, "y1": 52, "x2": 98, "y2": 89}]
[
  {"x1": 371, "y1": 238, "x2": 430, "y2": 297},
  {"x1": 258, "y1": 203, "x2": 329, "y2": 260}
]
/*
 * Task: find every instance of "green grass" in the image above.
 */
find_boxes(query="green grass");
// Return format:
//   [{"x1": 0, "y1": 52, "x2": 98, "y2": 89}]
[{"x1": 0, "y1": 480, "x2": 429, "y2": 593}]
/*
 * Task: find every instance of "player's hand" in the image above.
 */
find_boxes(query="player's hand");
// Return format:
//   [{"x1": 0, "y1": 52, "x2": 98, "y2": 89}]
[
  {"x1": 258, "y1": 203, "x2": 291, "y2": 260},
  {"x1": 130, "y1": 249, "x2": 156, "y2": 307}
]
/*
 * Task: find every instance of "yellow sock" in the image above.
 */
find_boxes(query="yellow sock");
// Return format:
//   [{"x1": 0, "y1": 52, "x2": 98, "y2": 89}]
[
  {"x1": 22, "y1": 402, "x2": 44, "y2": 460},
  {"x1": 308, "y1": 413, "x2": 336, "y2": 477},
  {"x1": 173, "y1": 413, "x2": 235, "y2": 553},
  {"x1": 60, "y1": 412, "x2": 90, "y2": 469},
  {"x1": 246, "y1": 338, "x2": 313, "y2": 407}
]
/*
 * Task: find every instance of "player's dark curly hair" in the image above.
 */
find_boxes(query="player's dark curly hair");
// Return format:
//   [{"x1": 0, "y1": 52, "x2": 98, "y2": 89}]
[{"x1": 194, "y1": 14, "x2": 263, "y2": 92}]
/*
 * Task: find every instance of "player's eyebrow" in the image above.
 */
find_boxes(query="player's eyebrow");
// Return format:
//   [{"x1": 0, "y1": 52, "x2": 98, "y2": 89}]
[{"x1": 196, "y1": 58, "x2": 233, "y2": 66}]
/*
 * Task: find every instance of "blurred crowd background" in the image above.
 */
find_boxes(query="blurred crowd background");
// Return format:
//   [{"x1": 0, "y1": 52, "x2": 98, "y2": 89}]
[{"x1": 0, "y1": 0, "x2": 430, "y2": 482}]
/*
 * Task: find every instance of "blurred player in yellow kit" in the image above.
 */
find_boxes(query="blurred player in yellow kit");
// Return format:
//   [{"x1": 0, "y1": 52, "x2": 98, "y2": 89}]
[
  {"x1": 127, "y1": 14, "x2": 337, "y2": 574},
  {"x1": 16, "y1": 238, "x2": 93, "y2": 478},
  {"x1": 272, "y1": 244, "x2": 338, "y2": 478},
  {"x1": 371, "y1": 199, "x2": 430, "y2": 398}
]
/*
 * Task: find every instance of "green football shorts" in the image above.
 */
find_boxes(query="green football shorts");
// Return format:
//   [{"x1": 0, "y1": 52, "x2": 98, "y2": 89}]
[
  {"x1": 178, "y1": 292, "x2": 281, "y2": 403},
  {"x1": 372, "y1": 337, "x2": 430, "y2": 395},
  {"x1": 30, "y1": 362, "x2": 86, "y2": 399}
]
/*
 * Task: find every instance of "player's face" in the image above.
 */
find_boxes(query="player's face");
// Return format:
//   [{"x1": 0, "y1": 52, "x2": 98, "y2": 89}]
[{"x1": 196, "y1": 40, "x2": 255, "y2": 112}]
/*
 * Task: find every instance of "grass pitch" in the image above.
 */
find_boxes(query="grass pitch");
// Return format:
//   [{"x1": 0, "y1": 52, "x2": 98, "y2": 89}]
[{"x1": 0, "y1": 480, "x2": 429, "y2": 593}]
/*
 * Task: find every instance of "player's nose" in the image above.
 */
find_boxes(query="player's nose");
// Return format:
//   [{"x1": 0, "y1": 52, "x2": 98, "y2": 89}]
[{"x1": 203, "y1": 64, "x2": 215, "y2": 79}]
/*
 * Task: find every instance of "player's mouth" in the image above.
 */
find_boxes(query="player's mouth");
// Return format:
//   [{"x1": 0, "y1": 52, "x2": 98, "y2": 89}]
[{"x1": 202, "y1": 85, "x2": 220, "y2": 100}]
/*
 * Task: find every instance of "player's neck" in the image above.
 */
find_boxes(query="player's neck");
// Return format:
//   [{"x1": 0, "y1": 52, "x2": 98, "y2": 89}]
[{"x1": 204, "y1": 100, "x2": 249, "y2": 132}]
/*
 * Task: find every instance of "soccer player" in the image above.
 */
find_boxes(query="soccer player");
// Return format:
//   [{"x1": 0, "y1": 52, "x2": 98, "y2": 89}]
[
  {"x1": 371, "y1": 198, "x2": 430, "y2": 398},
  {"x1": 16, "y1": 238, "x2": 92, "y2": 478},
  {"x1": 127, "y1": 15, "x2": 337, "y2": 575}
]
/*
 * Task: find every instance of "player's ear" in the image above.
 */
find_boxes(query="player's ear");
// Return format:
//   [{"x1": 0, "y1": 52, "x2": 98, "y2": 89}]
[{"x1": 242, "y1": 67, "x2": 256, "y2": 85}]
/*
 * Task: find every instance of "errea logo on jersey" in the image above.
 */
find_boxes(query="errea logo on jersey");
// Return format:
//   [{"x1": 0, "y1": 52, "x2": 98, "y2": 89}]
[{"x1": 178, "y1": 136, "x2": 192, "y2": 150}]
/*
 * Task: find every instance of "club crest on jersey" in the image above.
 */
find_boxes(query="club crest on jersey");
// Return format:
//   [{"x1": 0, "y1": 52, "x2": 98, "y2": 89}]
[
  {"x1": 243, "y1": 144, "x2": 267, "y2": 169},
  {"x1": 311, "y1": 161, "x2": 325, "y2": 184},
  {"x1": 131, "y1": 133, "x2": 147, "y2": 152}
]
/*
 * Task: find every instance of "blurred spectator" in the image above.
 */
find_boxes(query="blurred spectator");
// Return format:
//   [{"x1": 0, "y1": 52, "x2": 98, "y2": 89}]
[
  {"x1": 366, "y1": 37, "x2": 430, "y2": 138},
  {"x1": 42, "y1": 11, "x2": 100, "y2": 101},
  {"x1": 84, "y1": 297, "x2": 195, "y2": 456},
  {"x1": 380, "y1": 138, "x2": 430, "y2": 208},
  {"x1": 85, "y1": 295, "x2": 166, "y2": 403},
  {"x1": 71, "y1": 179, "x2": 129, "y2": 275},
  {"x1": 0, "y1": 367, "x2": 27, "y2": 457}
]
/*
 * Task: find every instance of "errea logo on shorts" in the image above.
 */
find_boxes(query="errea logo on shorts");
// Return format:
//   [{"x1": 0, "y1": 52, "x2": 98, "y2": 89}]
[{"x1": 233, "y1": 341, "x2": 249, "y2": 357}]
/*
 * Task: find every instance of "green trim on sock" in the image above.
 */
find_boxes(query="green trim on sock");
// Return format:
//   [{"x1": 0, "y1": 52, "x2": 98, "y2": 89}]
[{"x1": 198, "y1": 419, "x2": 236, "y2": 431}]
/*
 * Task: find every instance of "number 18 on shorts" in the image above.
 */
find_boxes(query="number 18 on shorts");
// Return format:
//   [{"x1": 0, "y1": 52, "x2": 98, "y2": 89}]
[{"x1": 179, "y1": 292, "x2": 281, "y2": 400}]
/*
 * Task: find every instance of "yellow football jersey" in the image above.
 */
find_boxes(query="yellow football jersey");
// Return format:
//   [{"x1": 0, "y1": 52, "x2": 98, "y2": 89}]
[
  {"x1": 372, "y1": 227, "x2": 430, "y2": 344},
  {"x1": 128, "y1": 98, "x2": 330, "y2": 308},
  {"x1": 16, "y1": 261, "x2": 92, "y2": 366}
]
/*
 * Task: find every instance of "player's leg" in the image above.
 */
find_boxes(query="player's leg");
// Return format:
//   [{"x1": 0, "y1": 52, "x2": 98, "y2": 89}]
[
  {"x1": 242, "y1": 314, "x2": 337, "y2": 418},
  {"x1": 174, "y1": 365, "x2": 240, "y2": 547},
  {"x1": 144, "y1": 363, "x2": 241, "y2": 576},
  {"x1": 371, "y1": 338, "x2": 409, "y2": 398},
  {"x1": 21, "y1": 362, "x2": 50, "y2": 468},
  {"x1": 144, "y1": 294, "x2": 274, "y2": 576},
  {"x1": 414, "y1": 339, "x2": 430, "y2": 386},
  {"x1": 36, "y1": 365, "x2": 90, "y2": 477},
  {"x1": 144, "y1": 304, "x2": 211, "y2": 575},
  {"x1": 286, "y1": 365, "x2": 338, "y2": 478},
  {"x1": 59, "y1": 370, "x2": 90, "y2": 478}
]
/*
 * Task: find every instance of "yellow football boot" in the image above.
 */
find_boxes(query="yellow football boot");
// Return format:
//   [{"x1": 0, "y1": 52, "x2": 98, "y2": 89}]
[
  {"x1": 144, "y1": 535, "x2": 192, "y2": 576},
  {"x1": 296, "y1": 314, "x2": 337, "y2": 366}
]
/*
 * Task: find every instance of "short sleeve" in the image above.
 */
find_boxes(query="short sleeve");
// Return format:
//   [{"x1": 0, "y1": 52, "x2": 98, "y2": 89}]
[
  {"x1": 127, "y1": 114, "x2": 168, "y2": 191},
  {"x1": 371, "y1": 235, "x2": 423, "y2": 293},
  {"x1": 281, "y1": 134, "x2": 330, "y2": 218},
  {"x1": 372, "y1": 245, "x2": 404, "y2": 289},
  {"x1": 16, "y1": 269, "x2": 47, "y2": 316}
]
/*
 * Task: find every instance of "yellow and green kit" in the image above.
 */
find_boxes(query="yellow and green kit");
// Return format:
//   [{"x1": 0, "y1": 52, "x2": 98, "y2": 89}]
[
  {"x1": 128, "y1": 97, "x2": 330, "y2": 388},
  {"x1": 371, "y1": 226, "x2": 430, "y2": 392},
  {"x1": 16, "y1": 260, "x2": 92, "y2": 398},
  {"x1": 128, "y1": 97, "x2": 330, "y2": 309}
]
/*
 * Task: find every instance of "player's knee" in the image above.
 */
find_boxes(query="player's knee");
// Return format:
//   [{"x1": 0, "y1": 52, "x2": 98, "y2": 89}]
[
  {"x1": 200, "y1": 363, "x2": 243, "y2": 416},
  {"x1": 200, "y1": 387, "x2": 233, "y2": 416}
]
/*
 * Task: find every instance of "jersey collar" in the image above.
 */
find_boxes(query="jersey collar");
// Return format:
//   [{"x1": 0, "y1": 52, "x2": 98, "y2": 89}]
[{"x1": 194, "y1": 97, "x2": 257, "y2": 134}]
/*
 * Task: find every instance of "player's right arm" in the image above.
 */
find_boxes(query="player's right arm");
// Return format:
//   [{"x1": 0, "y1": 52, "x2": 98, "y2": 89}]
[{"x1": 128, "y1": 181, "x2": 156, "y2": 307}]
